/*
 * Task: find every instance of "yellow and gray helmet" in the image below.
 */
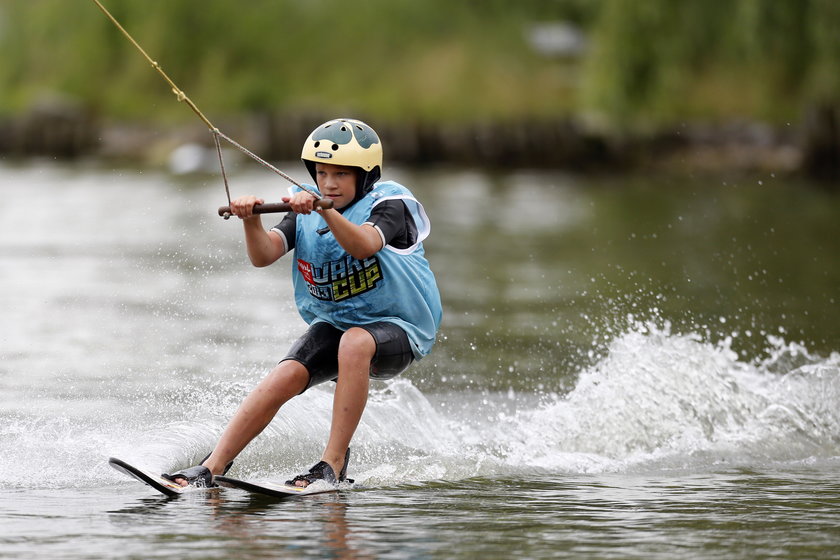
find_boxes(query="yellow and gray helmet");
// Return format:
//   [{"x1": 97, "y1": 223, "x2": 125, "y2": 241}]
[{"x1": 301, "y1": 118, "x2": 383, "y2": 198}]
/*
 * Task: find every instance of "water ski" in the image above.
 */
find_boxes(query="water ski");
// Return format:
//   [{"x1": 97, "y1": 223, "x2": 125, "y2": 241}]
[
  {"x1": 108, "y1": 457, "x2": 213, "y2": 497},
  {"x1": 215, "y1": 475, "x2": 342, "y2": 499}
]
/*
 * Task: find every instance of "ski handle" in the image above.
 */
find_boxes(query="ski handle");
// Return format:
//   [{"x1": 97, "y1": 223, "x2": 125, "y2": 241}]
[{"x1": 218, "y1": 199, "x2": 334, "y2": 219}]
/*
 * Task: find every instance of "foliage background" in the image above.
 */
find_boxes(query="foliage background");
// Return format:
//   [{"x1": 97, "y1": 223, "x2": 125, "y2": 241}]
[{"x1": 2, "y1": 0, "x2": 838, "y2": 130}]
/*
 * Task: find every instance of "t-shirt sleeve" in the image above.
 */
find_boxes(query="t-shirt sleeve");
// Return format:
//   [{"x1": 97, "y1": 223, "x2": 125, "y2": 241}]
[
  {"x1": 365, "y1": 200, "x2": 417, "y2": 250},
  {"x1": 270, "y1": 212, "x2": 297, "y2": 252}
]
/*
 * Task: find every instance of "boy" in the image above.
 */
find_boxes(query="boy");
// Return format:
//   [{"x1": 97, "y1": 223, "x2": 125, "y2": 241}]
[{"x1": 164, "y1": 118, "x2": 442, "y2": 487}]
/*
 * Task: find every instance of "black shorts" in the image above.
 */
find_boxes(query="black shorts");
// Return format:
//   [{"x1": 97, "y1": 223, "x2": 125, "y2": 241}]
[{"x1": 282, "y1": 322, "x2": 415, "y2": 391}]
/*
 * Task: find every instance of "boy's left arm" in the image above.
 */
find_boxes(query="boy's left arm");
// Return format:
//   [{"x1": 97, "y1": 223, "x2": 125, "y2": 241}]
[
  {"x1": 319, "y1": 209, "x2": 383, "y2": 259},
  {"x1": 285, "y1": 191, "x2": 382, "y2": 259}
]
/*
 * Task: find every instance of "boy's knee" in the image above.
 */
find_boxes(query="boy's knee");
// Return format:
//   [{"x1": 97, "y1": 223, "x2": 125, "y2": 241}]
[
  {"x1": 265, "y1": 360, "x2": 309, "y2": 396},
  {"x1": 338, "y1": 328, "x2": 376, "y2": 365}
]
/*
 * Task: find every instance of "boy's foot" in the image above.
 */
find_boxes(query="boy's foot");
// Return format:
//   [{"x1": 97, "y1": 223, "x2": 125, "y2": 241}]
[
  {"x1": 162, "y1": 453, "x2": 233, "y2": 488},
  {"x1": 162, "y1": 465, "x2": 214, "y2": 488},
  {"x1": 286, "y1": 448, "x2": 351, "y2": 488}
]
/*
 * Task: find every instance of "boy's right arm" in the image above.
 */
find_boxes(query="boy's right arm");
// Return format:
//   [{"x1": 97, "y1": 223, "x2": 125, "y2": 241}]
[{"x1": 229, "y1": 195, "x2": 286, "y2": 267}]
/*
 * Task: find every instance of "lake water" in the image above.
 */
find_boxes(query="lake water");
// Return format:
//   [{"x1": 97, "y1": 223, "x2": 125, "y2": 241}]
[{"x1": 1, "y1": 160, "x2": 839, "y2": 559}]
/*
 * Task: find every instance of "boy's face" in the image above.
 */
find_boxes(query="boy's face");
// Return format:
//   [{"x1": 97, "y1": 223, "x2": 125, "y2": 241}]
[{"x1": 314, "y1": 163, "x2": 358, "y2": 209}]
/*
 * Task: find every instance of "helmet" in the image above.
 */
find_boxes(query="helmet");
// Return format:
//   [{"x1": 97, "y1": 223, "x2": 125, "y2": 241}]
[{"x1": 301, "y1": 118, "x2": 382, "y2": 197}]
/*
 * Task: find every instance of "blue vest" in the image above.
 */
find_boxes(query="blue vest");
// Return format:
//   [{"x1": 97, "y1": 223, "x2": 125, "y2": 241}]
[{"x1": 291, "y1": 181, "x2": 442, "y2": 359}]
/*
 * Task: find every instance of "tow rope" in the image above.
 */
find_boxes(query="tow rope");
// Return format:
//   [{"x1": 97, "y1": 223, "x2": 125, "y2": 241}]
[{"x1": 90, "y1": 0, "x2": 327, "y2": 218}]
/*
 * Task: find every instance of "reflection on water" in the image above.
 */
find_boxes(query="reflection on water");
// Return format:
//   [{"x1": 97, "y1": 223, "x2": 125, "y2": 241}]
[{"x1": 65, "y1": 468, "x2": 840, "y2": 559}]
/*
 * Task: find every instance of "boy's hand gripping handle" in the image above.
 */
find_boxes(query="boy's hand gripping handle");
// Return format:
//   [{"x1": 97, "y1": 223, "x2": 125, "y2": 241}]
[{"x1": 218, "y1": 199, "x2": 334, "y2": 219}]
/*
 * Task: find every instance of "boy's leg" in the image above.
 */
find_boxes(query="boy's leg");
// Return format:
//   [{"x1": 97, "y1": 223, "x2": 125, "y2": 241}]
[
  {"x1": 319, "y1": 327, "x2": 376, "y2": 478},
  {"x1": 197, "y1": 360, "x2": 309, "y2": 479}
]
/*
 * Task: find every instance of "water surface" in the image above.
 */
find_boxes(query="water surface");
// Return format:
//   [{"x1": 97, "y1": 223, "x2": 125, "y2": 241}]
[{"x1": 1, "y1": 161, "x2": 838, "y2": 559}]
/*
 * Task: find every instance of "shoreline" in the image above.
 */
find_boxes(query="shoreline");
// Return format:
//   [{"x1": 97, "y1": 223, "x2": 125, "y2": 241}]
[{"x1": 0, "y1": 102, "x2": 834, "y2": 184}]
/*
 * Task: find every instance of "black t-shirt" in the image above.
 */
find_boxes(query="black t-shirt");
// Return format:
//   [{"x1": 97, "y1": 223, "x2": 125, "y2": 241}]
[{"x1": 272, "y1": 199, "x2": 417, "y2": 252}]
